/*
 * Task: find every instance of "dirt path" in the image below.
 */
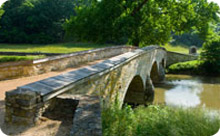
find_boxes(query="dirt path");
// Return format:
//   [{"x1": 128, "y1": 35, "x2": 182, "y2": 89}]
[{"x1": 0, "y1": 60, "x2": 104, "y2": 136}]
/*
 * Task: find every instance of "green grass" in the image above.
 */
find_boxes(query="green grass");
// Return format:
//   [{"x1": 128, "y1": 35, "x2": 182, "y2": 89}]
[
  {"x1": 167, "y1": 60, "x2": 203, "y2": 74},
  {"x1": 0, "y1": 42, "x2": 111, "y2": 53},
  {"x1": 0, "y1": 42, "x2": 111, "y2": 63},
  {"x1": 167, "y1": 60, "x2": 220, "y2": 76},
  {"x1": 0, "y1": 55, "x2": 45, "y2": 63},
  {"x1": 163, "y1": 44, "x2": 201, "y2": 54},
  {"x1": 102, "y1": 104, "x2": 220, "y2": 136},
  {"x1": 0, "y1": 42, "x2": 200, "y2": 63},
  {"x1": 0, "y1": 43, "x2": 199, "y2": 54}
]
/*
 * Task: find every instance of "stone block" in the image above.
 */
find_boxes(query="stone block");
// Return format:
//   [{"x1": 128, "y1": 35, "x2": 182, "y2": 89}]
[
  {"x1": 11, "y1": 115, "x2": 35, "y2": 125},
  {"x1": 70, "y1": 95, "x2": 102, "y2": 136},
  {"x1": 6, "y1": 89, "x2": 40, "y2": 108}
]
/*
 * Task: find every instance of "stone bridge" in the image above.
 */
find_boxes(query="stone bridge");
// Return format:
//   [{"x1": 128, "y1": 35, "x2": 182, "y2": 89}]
[{"x1": 4, "y1": 46, "x2": 196, "y2": 135}]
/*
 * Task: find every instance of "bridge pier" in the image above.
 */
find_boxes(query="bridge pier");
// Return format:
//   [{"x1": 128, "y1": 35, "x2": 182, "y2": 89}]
[
  {"x1": 144, "y1": 76, "x2": 155, "y2": 104},
  {"x1": 158, "y1": 63, "x2": 165, "y2": 82},
  {"x1": 70, "y1": 95, "x2": 102, "y2": 136},
  {"x1": 5, "y1": 89, "x2": 45, "y2": 125},
  {"x1": 150, "y1": 62, "x2": 165, "y2": 84}
]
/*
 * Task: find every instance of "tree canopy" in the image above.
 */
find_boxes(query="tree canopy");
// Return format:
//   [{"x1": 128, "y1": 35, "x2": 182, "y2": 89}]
[
  {"x1": 0, "y1": 0, "x2": 219, "y2": 45},
  {"x1": 0, "y1": 0, "x2": 75, "y2": 44},
  {"x1": 64, "y1": 0, "x2": 220, "y2": 47}
]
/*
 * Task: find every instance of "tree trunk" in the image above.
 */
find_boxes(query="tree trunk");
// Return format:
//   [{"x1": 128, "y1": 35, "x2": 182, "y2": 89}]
[
  {"x1": 134, "y1": 42, "x2": 139, "y2": 47},
  {"x1": 131, "y1": 0, "x2": 149, "y2": 16}
]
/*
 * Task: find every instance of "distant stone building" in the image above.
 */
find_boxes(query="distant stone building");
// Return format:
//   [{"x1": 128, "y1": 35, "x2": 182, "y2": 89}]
[{"x1": 189, "y1": 46, "x2": 198, "y2": 55}]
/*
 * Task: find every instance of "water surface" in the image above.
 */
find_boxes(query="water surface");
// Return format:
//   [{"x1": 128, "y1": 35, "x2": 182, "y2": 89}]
[{"x1": 154, "y1": 74, "x2": 220, "y2": 110}]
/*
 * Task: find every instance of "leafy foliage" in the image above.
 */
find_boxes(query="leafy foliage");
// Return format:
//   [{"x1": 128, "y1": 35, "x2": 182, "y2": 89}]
[
  {"x1": 0, "y1": 4, "x2": 4, "y2": 28},
  {"x1": 201, "y1": 36, "x2": 220, "y2": 73},
  {"x1": 171, "y1": 31, "x2": 204, "y2": 47},
  {"x1": 102, "y1": 104, "x2": 220, "y2": 136},
  {"x1": 167, "y1": 60, "x2": 204, "y2": 75},
  {"x1": 65, "y1": 0, "x2": 219, "y2": 46},
  {"x1": 0, "y1": 0, "x2": 75, "y2": 44}
]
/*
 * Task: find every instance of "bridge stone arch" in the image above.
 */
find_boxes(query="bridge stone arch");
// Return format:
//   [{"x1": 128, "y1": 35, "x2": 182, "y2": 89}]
[
  {"x1": 150, "y1": 61, "x2": 165, "y2": 84},
  {"x1": 150, "y1": 61, "x2": 160, "y2": 83},
  {"x1": 123, "y1": 75, "x2": 145, "y2": 106}
]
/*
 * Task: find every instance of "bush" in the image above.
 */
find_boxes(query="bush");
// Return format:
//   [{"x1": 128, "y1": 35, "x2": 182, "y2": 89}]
[
  {"x1": 201, "y1": 37, "x2": 220, "y2": 73},
  {"x1": 102, "y1": 105, "x2": 220, "y2": 136},
  {"x1": 167, "y1": 60, "x2": 203, "y2": 74}
]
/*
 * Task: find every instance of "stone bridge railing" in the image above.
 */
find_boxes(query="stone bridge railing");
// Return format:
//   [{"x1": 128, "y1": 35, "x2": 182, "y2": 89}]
[
  {"x1": 166, "y1": 51, "x2": 199, "y2": 67},
  {"x1": 0, "y1": 46, "x2": 135, "y2": 81}
]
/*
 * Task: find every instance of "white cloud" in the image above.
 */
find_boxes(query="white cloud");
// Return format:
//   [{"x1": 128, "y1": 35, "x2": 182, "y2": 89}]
[
  {"x1": 0, "y1": 0, "x2": 7, "y2": 6},
  {"x1": 208, "y1": 0, "x2": 220, "y2": 6}
]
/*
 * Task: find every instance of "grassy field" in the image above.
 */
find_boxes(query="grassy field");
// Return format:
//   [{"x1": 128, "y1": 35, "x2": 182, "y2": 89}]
[
  {"x1": 0, "y1": 43, "x2": 199, "y2": 54},
  {"x1": 0, "y1": 42, "x2": 201, "y2": 54},
  {"x1": 163, "y1": 44, "x2": 201, "y2": 54},
  {"x1": 0, "y1": 42, "x2": 111, "y2": 53},
  {"x1": 167, "y1": 60, "x2": 202, "y2": 74},
  {"x1": 0, "y1": 55, "x2": 45, "y2": 63},
  {"x1": 0, "y1": 42, "x2": 111, "y2": 63},
  {"x1": 0, "y1": 43, "x2": 199, "y2": 63},
  {"x1": 102, "y1": 104, "x2": 220, "y2": 136}
]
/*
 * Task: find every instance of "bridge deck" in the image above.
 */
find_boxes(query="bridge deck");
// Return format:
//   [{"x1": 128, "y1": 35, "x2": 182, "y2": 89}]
[{"x1": 11, "y1": 50, "x2": 140, "y2": 102}]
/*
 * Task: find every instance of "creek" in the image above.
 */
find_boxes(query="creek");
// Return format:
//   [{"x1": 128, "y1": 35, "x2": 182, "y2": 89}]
[{"x1": 154, "y1": 74, "x2": 220, "y2": 110}]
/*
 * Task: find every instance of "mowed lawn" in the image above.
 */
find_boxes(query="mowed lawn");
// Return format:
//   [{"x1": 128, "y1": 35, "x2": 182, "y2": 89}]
[
  {"x1": 0, "y1": 42, "x2": 111, "y2": 63},
  {"x1": 0, "y1": 55, "x2": 45, "y2": 63},
  {"x1": 0, "y1": 42, "x2": 111, "y2": 53},
  {"x1": 0, "y1": 42, "x2": 199, "y2": 54},
  {"x1": 163, "y1": 44, "x2": 201, "y2": 54},
  {"x1": 0, "y1": 43, "x2": 200, "y2": 63}
]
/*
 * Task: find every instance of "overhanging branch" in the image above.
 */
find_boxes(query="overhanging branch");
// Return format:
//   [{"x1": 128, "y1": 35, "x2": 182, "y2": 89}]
[{"x1": 131, "y1": 0, "x2": 149, "y2": 16}]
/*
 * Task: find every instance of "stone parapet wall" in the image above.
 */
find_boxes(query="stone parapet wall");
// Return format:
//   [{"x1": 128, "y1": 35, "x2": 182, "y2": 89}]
[
  {"x1": 0, "y1": 46, "x2": 135, "y2": 81},
  {"x1": 166, "y1": 51, "x2": 199, "y2": 67}
]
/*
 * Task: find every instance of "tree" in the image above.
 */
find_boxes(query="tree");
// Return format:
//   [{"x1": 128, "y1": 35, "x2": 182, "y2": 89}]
[
  {"x1": 171, "y1": 31, "x2": 204, "y2": 47},
  {"x1": 0, "y1": 4, "x2": 4, "y2": 29},
  {"x1": 65, "y1": 0, "x2": 219, "y2": 47},
  {"x1": 0, "y1": 0, "x2": 75, "y2": 44},
  {"x1": 201, "y1": 36, "x2": 220, "y2": 73}
]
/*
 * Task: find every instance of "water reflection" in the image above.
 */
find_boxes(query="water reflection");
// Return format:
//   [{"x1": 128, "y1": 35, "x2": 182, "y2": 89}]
[{"x1": 154, "y1": 74, "x2": 220, "y2": 110}]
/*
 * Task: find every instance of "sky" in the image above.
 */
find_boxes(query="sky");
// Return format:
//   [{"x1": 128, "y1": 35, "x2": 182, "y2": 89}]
[
  {"x1": 0, "y1": 0, "x2": 6, "y2": 6},
  {"x1": 0, "y1": 0, "x2": 220, "y2": 7},
  {"x1": 209, "y1": 0, "x2": 220, "y2": 6}
]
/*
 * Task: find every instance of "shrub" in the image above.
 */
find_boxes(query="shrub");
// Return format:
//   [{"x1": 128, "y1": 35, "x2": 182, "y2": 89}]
[
  {"x1": 102, "y1": 105, "x2": 220, "y2": 136},
  {"x1": 201, "y1": 37, "x2": 220, "y2": 73},
  {"x1": 167, "y1": 60, "x2": 203, "y2": 74}
]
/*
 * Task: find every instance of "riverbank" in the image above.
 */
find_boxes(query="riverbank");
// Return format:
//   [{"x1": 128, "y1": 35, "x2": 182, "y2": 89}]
[
  {"x1": 167, "y1": 60, "x2": 220, "y2": 76},
  {"x1": 102, "y1": 105, "x2": 220, "y2": 136},
  {"x1": 154, "y1": 74, "x2": 220, "y2": 109}
]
